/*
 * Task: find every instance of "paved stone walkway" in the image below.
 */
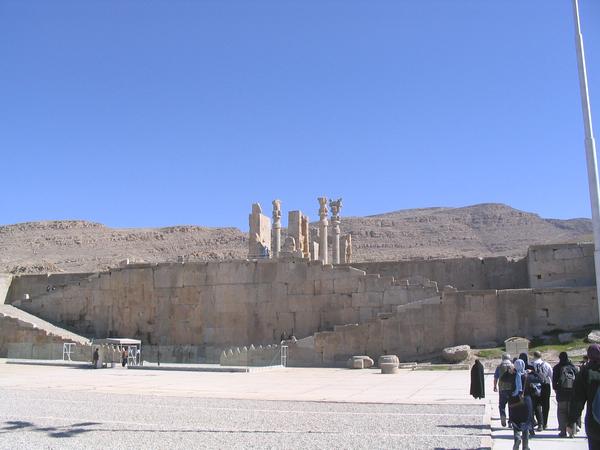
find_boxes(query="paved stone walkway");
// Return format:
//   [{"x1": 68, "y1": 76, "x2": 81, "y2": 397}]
[{"x1": 0, "y1": 360, "x2": 591, "y2": 449}]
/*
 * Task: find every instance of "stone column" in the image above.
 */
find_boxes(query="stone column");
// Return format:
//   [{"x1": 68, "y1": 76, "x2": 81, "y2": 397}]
[
  {"x1": 329, "y1": 198, "x2": 342, "y2": 264},
  {"x1": 318, "y1": 197, "x2": 328, "y2": 264},
  {"x1": 272, "y1": 199, "x2": 281, "y2": 258}
]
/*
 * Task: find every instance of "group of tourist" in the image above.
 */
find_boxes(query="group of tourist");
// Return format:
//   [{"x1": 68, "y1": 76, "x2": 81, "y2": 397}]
[
  {"x1": 492, "y1": 345, "x2": 600, "y2": 450},
  {"x1": 91, "y1": 347, "x2": 129, "y2": 368}
]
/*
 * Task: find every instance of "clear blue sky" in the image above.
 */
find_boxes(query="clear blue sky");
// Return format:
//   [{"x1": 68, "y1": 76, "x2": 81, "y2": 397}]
[{"x1": 1, "y1": 1, "x2": 599, "y2": 230}]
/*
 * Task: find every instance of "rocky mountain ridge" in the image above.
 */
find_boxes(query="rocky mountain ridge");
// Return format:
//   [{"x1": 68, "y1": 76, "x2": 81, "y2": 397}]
[{"x1": 0, "y1": 203, "x2": 592, "y2": 274}]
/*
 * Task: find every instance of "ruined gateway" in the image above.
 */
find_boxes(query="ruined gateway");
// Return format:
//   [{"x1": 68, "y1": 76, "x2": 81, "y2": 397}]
[{"x1": 0, "y1": 198, "x2": 597, "y2": 366}]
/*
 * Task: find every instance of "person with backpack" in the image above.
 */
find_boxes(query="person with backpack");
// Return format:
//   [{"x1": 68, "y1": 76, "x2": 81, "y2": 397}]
[
  {"x1": 532, "y1": 350, "x2": 553, "y2": 430},
  {"x1": 569, "y1": 344, "x2": 600, "y2": 449},
  {"x1": 553, "y1": 351, "x2": 579, "y2": 437},
  {"x1": 494, "y1": 354, "x2": 514, "y2": 427},
  {"x1": 509, "y1": 359, "x2": 534, "y2": 450}
]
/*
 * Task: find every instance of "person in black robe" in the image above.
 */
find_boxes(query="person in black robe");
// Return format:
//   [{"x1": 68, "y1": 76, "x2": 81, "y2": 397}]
[{"x1": 470, "y1": 359, "x2": 485, "y2": 399}]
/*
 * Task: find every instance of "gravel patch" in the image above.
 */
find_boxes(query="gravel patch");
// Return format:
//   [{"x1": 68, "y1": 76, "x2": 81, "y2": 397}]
[{"x1": 0, "y1": 388, "x2": 488, "y2": 449}]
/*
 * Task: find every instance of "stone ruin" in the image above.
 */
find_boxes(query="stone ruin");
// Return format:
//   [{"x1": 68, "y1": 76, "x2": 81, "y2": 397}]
[
  {"x1": 0, "y1": 203, "x2": 597, "y2": 369},
  {"x1": 248, "y1": 203, "x2": 272, "y2": 258},
  {"x1": 248, "y1": 197, "x2": 352, "y2": 265}
]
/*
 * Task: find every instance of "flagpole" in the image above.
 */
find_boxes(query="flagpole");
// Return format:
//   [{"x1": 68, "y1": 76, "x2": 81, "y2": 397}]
[{"x1": 572, "y1": 0, "x2": 600, "y2": 324}]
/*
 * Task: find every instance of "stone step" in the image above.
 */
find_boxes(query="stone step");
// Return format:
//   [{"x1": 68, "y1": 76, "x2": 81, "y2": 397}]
[{"x1": 0, "y1": 304, "x2": 90, "y2": 345}]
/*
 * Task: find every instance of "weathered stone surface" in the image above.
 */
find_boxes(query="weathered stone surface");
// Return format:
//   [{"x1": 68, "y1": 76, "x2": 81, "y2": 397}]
[
  {"x1": 442, "y1": 345, "x2": 471, "y2": 363},
  {"x1": 347, "y1": 355, "x2": 374, "y2": 369},
  {"x1": 378, "y1": 354, "x2": 399, "y2": 366},
  {"x1": 380, "y1": 362, "x2": 399, "y2": 374},
  {"x1": 587, "y1": 330, "x2": 600, "y2": 344},
  {"x1": 348, "y1": 357, "x2": 364, "y2": 369}
]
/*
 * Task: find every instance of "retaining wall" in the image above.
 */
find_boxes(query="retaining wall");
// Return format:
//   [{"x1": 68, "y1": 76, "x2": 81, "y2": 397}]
[
  {"x1": 528, "y1": 243, "x2": 595, "y2": 289},
  {"x1": 5, "y1": 272, "x2": 95, "y2": 304},
  {"x1": 348, "y1": 256, "x2": 528, "y2": 291},
  {"x1": 15, "y1": 260, "x2": 440, "y2": 362},
  {"x1": 288, "y1": 286, "x2": 598, "y2": 366}
]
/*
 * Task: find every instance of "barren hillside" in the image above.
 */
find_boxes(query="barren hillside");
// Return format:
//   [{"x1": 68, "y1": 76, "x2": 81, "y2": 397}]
[{"x1": 0, "y1": 203, "x2": 592, "y2": 273}]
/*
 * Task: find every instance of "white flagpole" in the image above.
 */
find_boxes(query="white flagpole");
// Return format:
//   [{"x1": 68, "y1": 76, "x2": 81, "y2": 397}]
[{"x1": 572, "y1": 0, "x2": 600, "y2": 324}]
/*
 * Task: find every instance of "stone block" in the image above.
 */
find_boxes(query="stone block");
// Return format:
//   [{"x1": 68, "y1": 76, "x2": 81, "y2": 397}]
[
  {"x1": 153, "y1": 265, "x2": 184, "y2": 289},
  {"x1": 359, "y1": 307, "x2": 373, "y2": 322},
  {"x1": 288, "y1": 281, "x2": 315, "y2": 296},
  {"x1": 109, "y1": 269, "x2": 129, "y2": 291},
  {"x1": 314, "y1": 280, "x2": 334, "y2": 295},
  {"x1": 346, "y1": 355, "x2": 374, "y2": 369},
  {"x1": 255, "y1": 261, "x2": 278, "y2": 284},
  {"x1": 360, "y1": 275, "x2": 394, "y2": 293},
  {"x1": 588, "y1": 330, "x2": 600, "y2": 344},
  {"x1": 128, "y1": 268, "x2": 154, "y2": 291},
  {"x1": 378, "y1": 354, "x2": 399, "y2": 366},
  {"x1": 275, "y1": 261, "x2": 308, "y2": 284},
  {"x1": 216, "y1": 262, "x2": 256, "y2": 284},
  {"x1": 182, "y1": 263, "x2": 208, "y2": 287},
  {"x1": 288, "y1": 295, "x2": 314, "y2": 313},
  {"x1": 99, "y1": 273, "x2": 111, "y2": 291},
  {"x1": 554, "y1": 247, "x2": 584, "y2": 260},
  {"x1": 333, "y1": 277, "x2": 359, "y2": 294},
  {"x1": 442, "y1": 345, "x2": 471, "y2": 363},
  {"x1": 383, "y1": 288, "x2": 407, "y2": 305},
  {"x1": 347, "y1": 357, "x2": 364, "y2": 369},
  {"x1": 380, "y1": 362, "x2": 399, "y2": 374}
]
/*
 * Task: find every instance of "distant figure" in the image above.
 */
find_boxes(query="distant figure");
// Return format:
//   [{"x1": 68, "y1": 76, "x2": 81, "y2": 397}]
[
  {"x1": 494, "y1": 353, "x2": 514, "y2": 427},
  {"x1": 518, "y1": 352, "x2": 534, "y2": 371},
  {"x1": 470, "y1": 359, "x2": 485, "y2": 399},
  {"x1": 122, "y1": 349, "x2": 128, "y2": 367},
  {"x1": 509, "y1": 359, "x2": 534, "y2": 450},
  {"x1": 92, "y1": 348, "x2": 99, "y2": 368},
  {"x1": 569, "y1": 344, "x2": 600, "y2": 446},
  {"x1": 552, "y1": 351, "x2": 579, "y2": 437},
  {"x1": 532, "y1": 350, "x2": 553, "y2": 430}
]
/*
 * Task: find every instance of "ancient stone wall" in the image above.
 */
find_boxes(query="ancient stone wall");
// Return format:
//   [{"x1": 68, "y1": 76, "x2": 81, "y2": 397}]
[
  {"x1": 0, "y1": 274, "x2": 12, "y2": 304},
  {"x1": 348, "y1": 256, "x2": 528, "y2": 291},
  {"x1": 15, "y1": 260, "x2": 440, "y2": 362},
  {"x1": 289, "y1": 286, "x2": 597, "y2": 366},
  {"x1": 528, "y1": 243, "x2": 595, "y2": 289},
  {"x1": 5, "y1": 272, "x2": 94, "y2": 305}
]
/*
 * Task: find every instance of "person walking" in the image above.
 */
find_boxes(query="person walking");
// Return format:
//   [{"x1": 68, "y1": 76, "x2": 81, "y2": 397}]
[
  {"x1": 569, "y1": 344, "x2": 600, "y2": 449},
  {"x1": 494, "y1": 354, "x2": 514, "y2": 427},
  {"x1": 552, "y1": 351, "x2": 579, "y2": 437},
  {"x1": 509, "y1": 359, "x2": 534, "y2": 450},
  {"x1": 470, "y1": 359, "x2": 485, "y2": 399},
  {"x1": 532, "y1": 350, "x2": 553, "y2": 430}
]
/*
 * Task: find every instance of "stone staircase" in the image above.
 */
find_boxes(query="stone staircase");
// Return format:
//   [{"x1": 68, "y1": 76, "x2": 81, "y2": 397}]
[{"x1": 0, "y1": 304, "x2": 90, "y2": 345}]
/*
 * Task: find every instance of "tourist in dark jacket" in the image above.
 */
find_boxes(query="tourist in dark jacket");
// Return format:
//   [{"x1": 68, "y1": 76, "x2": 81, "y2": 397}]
[
  {"x1": 569, "y1": 344, "x2": 600, "y2": 449},
  {"x1": 509, "y1": 359, "x2": 534, "y2": 450},
  {"x1": 553, "y1": 351, "x2": 579, "y2": 437}
]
